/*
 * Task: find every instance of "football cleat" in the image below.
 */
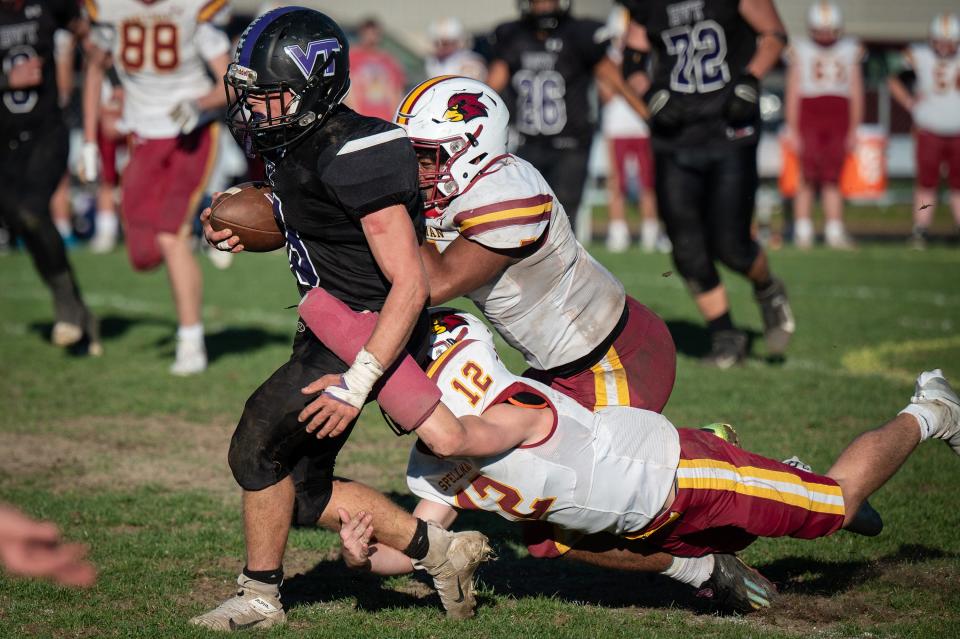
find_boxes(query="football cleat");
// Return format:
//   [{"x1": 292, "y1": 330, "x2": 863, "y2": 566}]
[
  {"x1": 189, "y1": 574, "x2": 286, "y2": 631},
  {"x1": 170, "y1": 335, "x2": 207, "y2": 376},
  {"x1": 700, "y1": 423, "x2": 741, "y2": 448},
  {"x1": 909, "y1": 369, "x2": 960, "y2": 456},
  {"x1": 606, "y1": 220, "x2": 631, "y2": 253},
  {"x1": 696, "y1": 553, "x2": 777, "y2": 614},
  {"x1": 701, "y1": 329, "x2": 747, "y2": 369},
  {"x1": 754, "y1": 278, "x2": 795, "y2": 356},
  {"x1": 414, "y1": 522, "x2": 493, "y2": 619}
]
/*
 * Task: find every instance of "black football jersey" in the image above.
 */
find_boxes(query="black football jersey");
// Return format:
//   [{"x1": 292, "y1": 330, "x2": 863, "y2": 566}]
[
  {"x1": 623, "y1": 0, "x2": 759, "y2": 148},
  {"x1": 0, "y1": 0, "x2": 76, "y2": 139},
  {"x1": 264, "y1": 106, "x2": 426, "y2": 313},
  {"x1": 491, "y1": 17, "x2": 609, "y2": 148}
]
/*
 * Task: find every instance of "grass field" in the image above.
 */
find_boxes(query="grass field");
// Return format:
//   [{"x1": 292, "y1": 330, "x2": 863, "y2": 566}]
[{"x1": 1, "y1": 218, "x2": 959, "y2": 638}]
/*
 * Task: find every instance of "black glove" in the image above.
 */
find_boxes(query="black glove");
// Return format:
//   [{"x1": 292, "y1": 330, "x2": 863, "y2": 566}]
[
  {"x1": 723, "y1": 72, "x2": 761, "y2": 126},
  {"x1": 647, "y1": 86, "x2": 683, "y2": 133}
]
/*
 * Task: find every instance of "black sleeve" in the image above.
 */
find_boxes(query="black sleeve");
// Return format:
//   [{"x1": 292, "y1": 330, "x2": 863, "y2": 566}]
[
  {"x1": 619, "y1": 0, "x2": 648, "y2": 25},
  {"x1": 52, "y1": 0, "x2": 81, "y2": 29},
  {"x1": 490, "y1": 22, "x2": 519, "y2": 63},
  {"x1": 323, "y1": 133, "x2": 421, "y2": 219},
  {"x1": 573, "y1": 19, "x2": 610, "y2": 68}
]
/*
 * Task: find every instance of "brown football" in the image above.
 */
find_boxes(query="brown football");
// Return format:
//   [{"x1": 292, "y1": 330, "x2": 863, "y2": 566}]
[{"x1": 209, "y1": 182, "x2": 285, "y2": 252}]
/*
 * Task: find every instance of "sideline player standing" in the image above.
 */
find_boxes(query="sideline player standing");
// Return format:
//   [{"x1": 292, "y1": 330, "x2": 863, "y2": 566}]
[
  {"x1": 82, "y1": 0, "x2": 230, "y2": 375},
  {"x1": 192, "y1": 8, "x2": 489, "y2": 629},
  {"x1": 621, "y1": 0, "x2": 796, "y2": 368},
  {"x1": 425, "y1": 17, "x2": 487, "y2": 81},
  {"x1": 888, "y1": 13, "x2": 960, "y2": 249},
  {"x1": 487, "y1": 0, "x2": 648, "y2": 229},
  {"x1": 0, "y1": 0, "x2": 100, "y2": 354},
  {"x1": 785, "y1": 2, "x2": 863, "y2": 249}
]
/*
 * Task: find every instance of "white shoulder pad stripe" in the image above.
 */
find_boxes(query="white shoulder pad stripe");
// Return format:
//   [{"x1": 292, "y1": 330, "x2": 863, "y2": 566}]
[{"x1": 337, "y1": 128, "x2": 407, "y2": 155}]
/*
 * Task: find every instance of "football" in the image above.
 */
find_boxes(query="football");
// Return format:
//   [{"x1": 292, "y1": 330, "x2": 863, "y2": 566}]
[{"x1": 209, "y1": 182, "x2": 285, "y2": 252}]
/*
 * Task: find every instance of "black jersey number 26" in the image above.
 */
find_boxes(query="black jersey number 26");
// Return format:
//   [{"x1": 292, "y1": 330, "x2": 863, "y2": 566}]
[{"x1": 661, "y1": 19, "x2": 730, "y2": 94}]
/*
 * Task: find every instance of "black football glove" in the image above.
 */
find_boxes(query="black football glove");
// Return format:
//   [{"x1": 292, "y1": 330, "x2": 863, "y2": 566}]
[
  {"x1": 647, "y1": 86, "x2": 683, "y2": 133},
  {"x1": 723, "y1": 72, "x2": 761, "y2": 126}
]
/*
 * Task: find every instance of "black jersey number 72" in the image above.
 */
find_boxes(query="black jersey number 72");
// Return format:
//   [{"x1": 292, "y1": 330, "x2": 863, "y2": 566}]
[{"x1": 661, "y1": 19, "x2": 730, "y2": 94}]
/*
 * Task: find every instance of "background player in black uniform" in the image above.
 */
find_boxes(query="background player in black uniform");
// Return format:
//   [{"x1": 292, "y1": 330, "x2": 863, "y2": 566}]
[
  {"x1": 488, "y1": 0, "x2": 648, "y2": 228},
  {"x1": 0, "y1": 0, "x2": 99, "y2": 354},
  {"x1": 621, "y1": 0, "x2": 795, "y2": 367},
  {"x1": 192, "y1": 8, "x2": 489, "y2": 630}
]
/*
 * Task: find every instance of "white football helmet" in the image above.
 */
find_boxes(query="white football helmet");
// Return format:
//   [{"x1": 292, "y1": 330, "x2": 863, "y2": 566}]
[
  {"x1": 396, "y1": 76, "x2": 509, "y2": 209},
  {"x1": 807, "y1": 2, "x2": 843, "y2": 33},
  {"x1": 428, "y1": 16, "x2": 467, "y2": 48},
  {"x1": 428, "y1": 307, "x2": 496, "y2": 361},
  {"x1": 930, "y1": 13, "x2": 960, "y2": 47}
]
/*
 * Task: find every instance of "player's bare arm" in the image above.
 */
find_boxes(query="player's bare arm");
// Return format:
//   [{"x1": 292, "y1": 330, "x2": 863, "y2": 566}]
[
  {"x1": 594, "y1": 55, "x2": 649, "y2": 120},
  {"x1": 783, "y1": 50, "x2": 801, "y2": 149},
  {"x1": 195, "y1": 53, "x2": 229, "y2": 111},
  {"x1": 486, "y1": 58, "x2": 510, "y2": 93},
  {"x1": 739, "y1": 0, "x2": 788, "y2": 79},
  {"x1": 420, "y1": 238, "x2": 516, "y2": 305},
  {"x1": 300, "y1": 204, "x2": 429, "y2": 438}
]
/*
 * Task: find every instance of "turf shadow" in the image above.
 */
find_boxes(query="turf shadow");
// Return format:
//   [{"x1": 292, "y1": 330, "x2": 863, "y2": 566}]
[
  {"x1": 283, "y1": 559, "x2": 434, "y2": 613},
  {"x1": 757, "y1": 543, "x2": 957, "y2": 597},
  {"x1": 664, "y1": 319, "x2": 767, "y2": 362},
  {"x1": 204, "y1": 326, "x2": 290, "y2": 364}
]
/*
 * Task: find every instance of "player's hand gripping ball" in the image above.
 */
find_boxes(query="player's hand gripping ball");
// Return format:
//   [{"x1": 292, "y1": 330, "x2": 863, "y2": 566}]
[{"x1": 209, "y1": 182, "x2": 285, "y2": 252}]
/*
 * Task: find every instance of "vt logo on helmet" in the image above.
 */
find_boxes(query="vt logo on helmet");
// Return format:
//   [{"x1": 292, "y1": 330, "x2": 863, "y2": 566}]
[
  {"x1": 396, "y1": 77, "x2": 510, "y2": 209},
  {"x1": 225, "y1": 7, "x2": 351, "y2": 155}
]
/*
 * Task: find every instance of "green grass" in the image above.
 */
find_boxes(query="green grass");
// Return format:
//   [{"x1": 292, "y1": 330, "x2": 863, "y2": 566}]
[{"x1": 1, "y1": 227, "x2": 959, "y2": 638}]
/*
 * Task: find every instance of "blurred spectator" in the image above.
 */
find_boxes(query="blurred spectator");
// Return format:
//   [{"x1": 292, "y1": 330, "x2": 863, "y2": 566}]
[
  {"x1": 784, "y1": 2, "x2": 863, "y2": 250},
  {"x1": 0, "y1": 0, "x2": 100, "y2": 354},
  {"x1": 347, "y1": 18, "x2": 406, "y2": 121},
  {"x1": 425, "y1": 17, "x2": 486, "y2": 81},
  {"x1": 487, "y1": 0, "x2": 648, "y2": 230},
  {"x1": 598, "y1": 6, "x2": 664, "y2": 254},
  {"x1": 888, "y1": 13, "x2": 960, "y2": 249},
  {"x1": 88, "y1": 72, "x2": 124, "y2": 254},
  {"x1": 0, "y1": 503, "x2": 96, "y2": 588}
]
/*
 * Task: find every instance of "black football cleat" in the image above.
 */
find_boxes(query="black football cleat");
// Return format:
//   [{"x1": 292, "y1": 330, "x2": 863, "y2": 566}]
[{"x1": 696, "y1": 554, "x2": 777, "y2": 614}]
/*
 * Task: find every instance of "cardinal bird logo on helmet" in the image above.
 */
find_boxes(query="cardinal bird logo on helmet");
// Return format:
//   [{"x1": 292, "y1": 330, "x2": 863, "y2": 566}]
[{"x1": 443, "y1": 92, "x2": 487, "y2": 122}]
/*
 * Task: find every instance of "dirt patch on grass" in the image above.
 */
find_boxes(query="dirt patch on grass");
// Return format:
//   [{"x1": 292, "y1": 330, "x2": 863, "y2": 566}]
[{"x1": 0, "y1": 415, "x2": 238, "y2": 500}]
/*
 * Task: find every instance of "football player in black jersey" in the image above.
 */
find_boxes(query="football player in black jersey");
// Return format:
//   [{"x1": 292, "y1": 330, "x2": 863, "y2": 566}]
[
  {"x1": 193, "y1": 8, "x2": 489, "y2": 629},
  {"x1": 488, "y1": 0, "x2": 648, "y2": 228},
  {"x1": 0, "y1": 0, "x2": 99, "y2": 354},
  {"x1": 621, "y1": 0, "x2": 795, "y2": 368}
]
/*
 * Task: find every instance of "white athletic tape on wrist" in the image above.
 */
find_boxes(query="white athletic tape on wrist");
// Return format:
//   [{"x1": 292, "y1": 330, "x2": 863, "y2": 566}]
[{"x1": 322, "y1": 347, "x2": 384, "y2": 409}]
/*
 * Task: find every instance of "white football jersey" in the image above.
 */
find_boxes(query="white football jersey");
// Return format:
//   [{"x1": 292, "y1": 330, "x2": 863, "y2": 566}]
[
  {"x1": 407, "y1": 337, "x2": 680, "y2": 536},
  {"x1": 906, "y1": 44, "x2": 960, "y2": 135},
  {"x1": 87, "y1": 0, "x2": 231, "y2": 138},
  {"x1": 428, "y1": 155, "x2": 626, "y2": 371},
  {"x1": 425, "y1": 49, "x2": 487, "y2": 82},
  {"x1": 790, "y1": 37, "x2": 861, "y2": 98}
]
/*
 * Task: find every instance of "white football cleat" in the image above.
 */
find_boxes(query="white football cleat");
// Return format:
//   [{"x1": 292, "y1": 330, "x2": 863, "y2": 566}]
[
  {"x1": 189, "y1": 574, "x2": 285, "y2": 631},
  {"x1": 51, "y1": 321, "x2": 83, "y2": 347},
  {"x1": 606, "y1": 220, "x2": 631, "y2": 253},
  {"x1": 910, "y1": 369, "x2": 960, "y2": 456},
  {"x1": 170, "y1": 335, "x2": 207, "y2": 376},
  {"x1": 414, "y1": 522, "x2": 492, "y2": 619}
]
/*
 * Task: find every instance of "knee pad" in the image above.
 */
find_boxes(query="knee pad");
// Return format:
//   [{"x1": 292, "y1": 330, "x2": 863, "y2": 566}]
[
  {"x1": 714, "y1": 237, "x2": 759, "y2": 276},
  {"x1": 671, "y1": 240, "x2": 720, "y2": 294},
  {"x1": 228, "y1": 402, "x2": 287, "y2": 492},
  {"x1": 125, "y1": 227, "x2": 163, "y2": 271}
]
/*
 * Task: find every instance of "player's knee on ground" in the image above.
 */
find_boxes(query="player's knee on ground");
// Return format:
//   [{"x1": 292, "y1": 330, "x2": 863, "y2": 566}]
[{"x1": 125, "y1": 227, "x2": 164, "y2": 271}]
